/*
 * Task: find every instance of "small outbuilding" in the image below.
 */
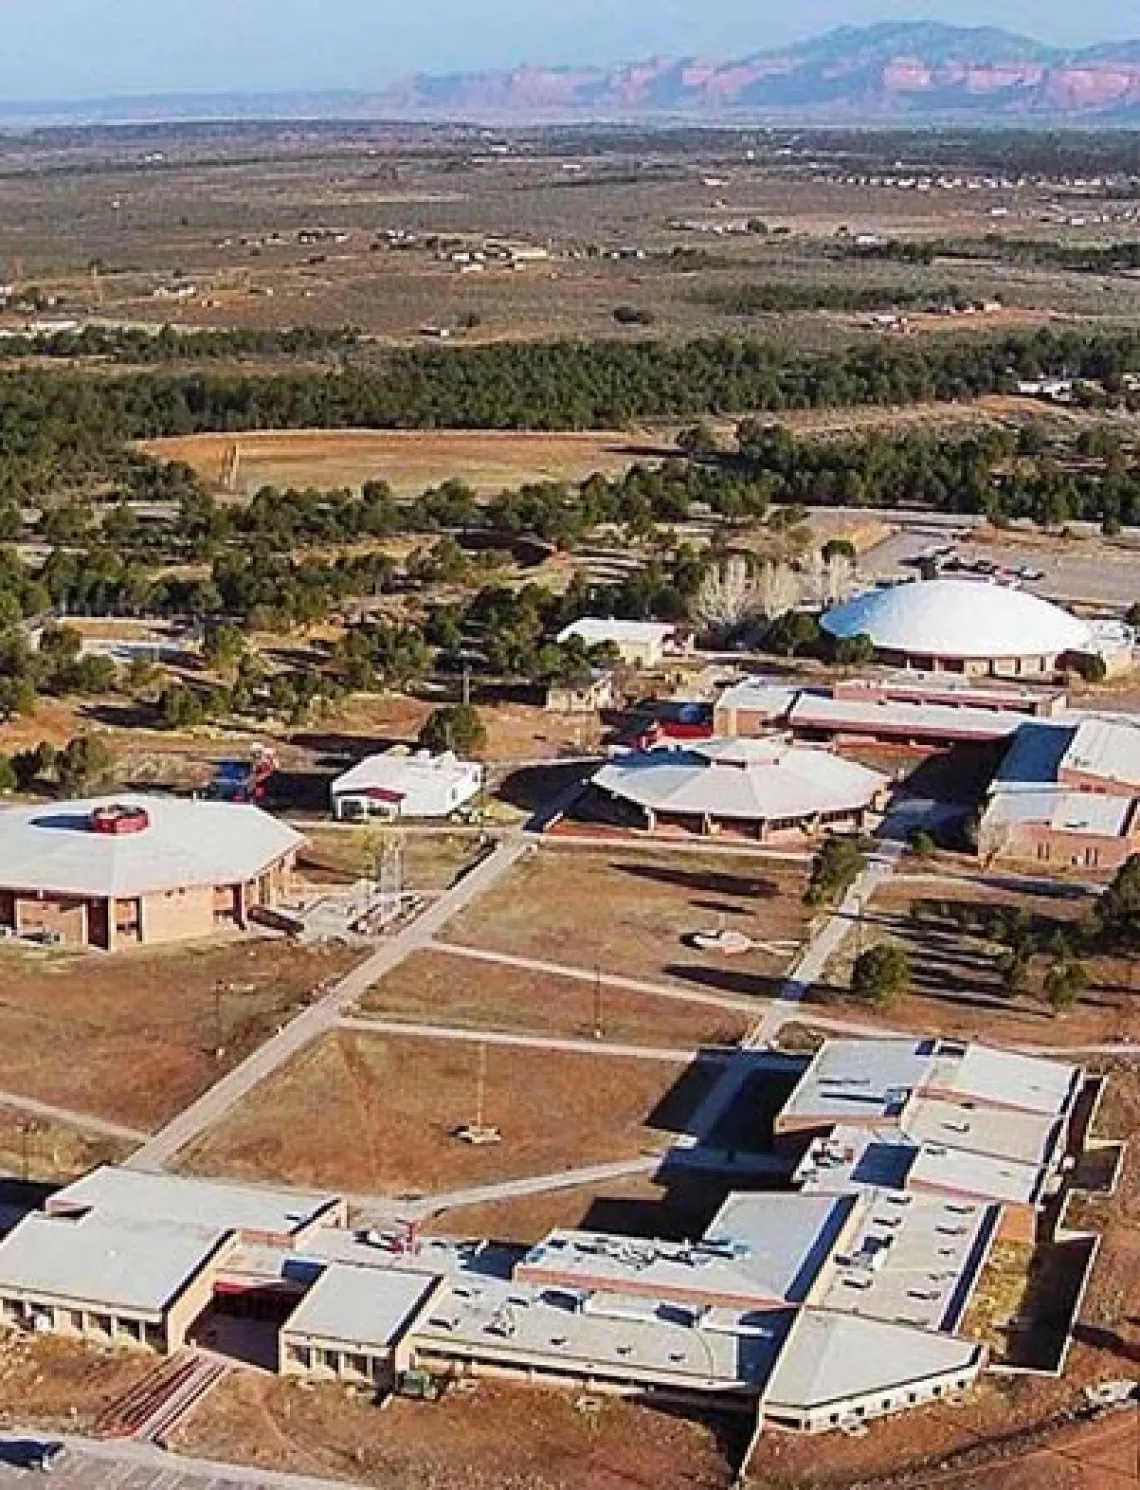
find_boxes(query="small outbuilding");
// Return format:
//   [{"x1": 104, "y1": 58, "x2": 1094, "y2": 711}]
[
  {"x1": 330, "y1": 749, "x2": 483, "y2": 822},
  {"x1": 556, "y1": 618, "x2": 680, "y2": 669}
]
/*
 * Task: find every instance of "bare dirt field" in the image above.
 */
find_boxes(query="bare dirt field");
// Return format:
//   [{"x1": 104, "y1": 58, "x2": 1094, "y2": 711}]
[
  {"x1": 173, "y1": 1370, "x2": 737, "y2": 1490},
  {"x1": 446, "y1": 846, "x2": 811, "y2": 998},
  {"x1": 142, "y1": 428, "x2": 663, "y2": 498},
  {"x1": 354, "y1": 948, "x2": 750, "y2": 1050},
  {"x1": 179, "y1": 1029, "x2": 717, "y2": 1197},
  {"x1": 0, "y1": 939, "x2": 362, "y2": 1132},
  {"x1": 813, "y1": 876, "x2": 1140, "y2": 1049},
  {"x1": 0, "y1": 1337, "x2": 155, "y2": 1434}
]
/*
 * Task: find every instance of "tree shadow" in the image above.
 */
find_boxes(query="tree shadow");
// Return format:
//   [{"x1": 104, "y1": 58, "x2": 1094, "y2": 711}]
[
  {"x1": 613, "y1": 861, "x2": 780, "y2": 902},
  {"x1": 663, "y1": 963, "x2": 788, "y2": 1001}
]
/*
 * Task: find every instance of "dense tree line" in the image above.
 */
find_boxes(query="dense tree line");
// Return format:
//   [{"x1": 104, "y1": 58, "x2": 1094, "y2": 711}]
[
  {"x1": 0, "y1": 324, "x2": 361, "y2": 365},
  {"x1": 3, "y1": 325, "x2": 1140, "y2": 506},
  {"x1": 697, "y1": 280, "x2": 966, "y2": 315}
]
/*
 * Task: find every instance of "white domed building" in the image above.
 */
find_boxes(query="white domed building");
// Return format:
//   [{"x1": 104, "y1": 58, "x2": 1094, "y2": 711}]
[{"x1": 822, "y1": 579, "x2": 1092, "y2": 679}]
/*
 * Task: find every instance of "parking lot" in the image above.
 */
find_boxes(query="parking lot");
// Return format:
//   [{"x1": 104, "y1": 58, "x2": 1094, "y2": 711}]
[
  {"x1": 862, "y1": 526, "x2": 1140, "y2": 609},
  {"x1": 0, "y1": 1441, "x2": 338, "y2": 1490}
]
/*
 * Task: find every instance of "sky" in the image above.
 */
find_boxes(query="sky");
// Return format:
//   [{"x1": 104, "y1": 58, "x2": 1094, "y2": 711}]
[{"x1": 3, "y1": 0, "x2": 1138, "y2": 103}]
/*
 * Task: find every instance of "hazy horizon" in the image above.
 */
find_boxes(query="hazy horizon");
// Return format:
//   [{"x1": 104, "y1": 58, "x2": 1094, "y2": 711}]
[{"x1": 3, "y1": 1, "x2": 1139, "y2": 106}]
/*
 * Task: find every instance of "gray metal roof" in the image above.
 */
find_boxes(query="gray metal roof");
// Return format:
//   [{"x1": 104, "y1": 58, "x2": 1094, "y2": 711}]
[
  {"x1": 790, "y1": 693, "x2": 1025, "y2": 742},
  {"x1": 811, "y1": 1189, "x2": 997, "y2": 1333},
  {"x1": 780, "y1": 1040, "x2": 935, "y2": 1126},
  {"x1": 593, "y1": 741, "x2": 886, "y2": 824},
  {"x1": 1063, "y1": 718, "x2": 1140, "y2": 791},
  {"x1": 522, "y1": 1195, "x2": 854, "y2": 1308},
  {"x1": 0, "y1": 1212, "x2": 226, "y2": 1316},
  {"x1": 764, "y1": 1310, "x2": 982, "y2": 1412},
  {"x1": 283, "y1": 1264, "x2": 438, "y2": 1351},
  {"x1": 933, "y1": 1045, "x2": 1079, "y2": 1116},
  {"x1": 52, "y1": 1167, "x2": 335, "y2": 1238},
  {"x1": 0, "y1": 795, "x2": 302, "y2": 899}
]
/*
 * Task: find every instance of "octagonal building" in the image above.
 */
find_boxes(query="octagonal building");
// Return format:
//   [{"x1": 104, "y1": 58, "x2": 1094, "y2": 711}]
[{"x1": 0, "y1": 795, "x2": 303, "y2": 951}]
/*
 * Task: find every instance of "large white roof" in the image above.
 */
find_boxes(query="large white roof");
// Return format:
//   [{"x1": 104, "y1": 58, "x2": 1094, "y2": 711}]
[
  {"x1": 0, "y1": 794, "x2": 303, "y2": 899},
  {"x1": 822, "y1": 580, "x2": 1092, "y2": 660},
  {"x1": 331, "y1": 750, "x2": 480, "y2": 800},
  {"x1": 557, "y1": 618, "x2": 675, "y2": 648},
  {"x1": 594, "y1": 740, "x2": 887, "y2": 824}
]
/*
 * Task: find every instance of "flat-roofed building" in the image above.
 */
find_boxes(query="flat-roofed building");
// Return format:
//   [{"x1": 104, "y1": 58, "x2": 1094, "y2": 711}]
[
  {"x1": 0, "y1": 1211, "x2": 239, "y2": 1352},
  {"x1": 280, "y1": 1264, "x2": 443, "y2": 1387},
  {"x1": 980, "y1": 715, "x2": 1140, "y2": 870},
  {"x1": 762, "y1": 1312, "x2": 984, "y2": 1434},
  {"x1": 0, "y1": 796, "x2": 302, "y2": 951}
]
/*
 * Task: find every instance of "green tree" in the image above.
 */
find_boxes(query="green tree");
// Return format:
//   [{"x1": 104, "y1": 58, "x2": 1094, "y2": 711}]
[
  {"x1": 908, "y1": 829, "x2": 937, "y2": 861},
  {"x1": 0, "y1": 755, "x2": 16, "y2": 794},
  {"x1": 805, "y1": 836, "x2": 866, "y2": 909},
  {"x1": 419, "y1": 704, "x2": 487, "y2": 759},
  {"x1": 55, "y1": 735, "x2": 115, "y2": 796},
  {"x1": 1043, "y1": 957, "x2": 1087, "y2": 1016},
  {"x1": 851, "y1": 944, "x2": 911, "y2": 1009},
  {"x1": 202, "y1": 622, "x2": 248, "y2": 678},
  {"x1": 1091, "y1": 855, "x2": 1140, "y2": 952}
]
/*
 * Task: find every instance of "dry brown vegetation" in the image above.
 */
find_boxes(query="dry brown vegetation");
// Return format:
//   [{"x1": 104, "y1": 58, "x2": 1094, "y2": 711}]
[
  {"x1": 446, "y1": 846, "x2": 811, "y2": 996},
  {"x1": 0, "y1": 939, "x2": 362, "y2": 1132},
  {"x1": 173, "y1": 1370, "x2": 736, "y2": 1490},
  {"x1": 142, "y1": 428, "x2": 657, "y2": 497},
  {"x1": 179, "y1": 1029, "x2": 718, "y2": 1196},
  {"x1": 0, "y1": 1337, "x2": 155, "y2": 1434},
  {"x1": 0, "y1": 1108, "x2": 129, "y2": 1182},
  {"x1": 355, "y1": 948, "x2": 750, "y2": 1050}
]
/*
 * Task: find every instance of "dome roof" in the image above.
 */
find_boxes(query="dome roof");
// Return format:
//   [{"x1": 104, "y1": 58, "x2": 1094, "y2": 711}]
[{"x1": 822, "y1": 580, "x2": 1091, "y2": 661}]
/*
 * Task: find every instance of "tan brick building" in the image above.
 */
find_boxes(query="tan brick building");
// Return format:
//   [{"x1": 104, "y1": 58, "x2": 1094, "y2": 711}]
[{"x1": 0, "y1": 795, "x2": 303, "y2": 951}]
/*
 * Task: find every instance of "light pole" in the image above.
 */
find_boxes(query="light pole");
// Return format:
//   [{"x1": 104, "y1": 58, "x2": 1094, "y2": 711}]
[{"x1": 593, "y1": 965, "x2": 604, "y2": 1041}]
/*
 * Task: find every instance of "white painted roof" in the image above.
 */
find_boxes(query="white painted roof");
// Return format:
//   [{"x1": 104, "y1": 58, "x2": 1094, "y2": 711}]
[
  {"x1": 593, "y1": 740, "x2": 887, "y2": 824},
  {"x1": 331, "y1": 750, "x2": 480, "y2": 799},
  {"x1": 909, "y1": 1145, "x2": 1044, "y2": 1207},
  {"x1": 51, "y1": 1167, "x2": 335, "y2": 1238},
  {"x1": 557, "y1": 618, "x2": 675, "y2": 648},
  {"x1": 283, "y1": 1264, "x2": 438, "y2": 1351},
  {"x1": 822, "y1": 580, "x2": 1092, "y2": 660},
  {"x1": 933, "y1": 1044, "x2": 1079, "y2": 1116},
  {"x1": 0, "y1": 1211, "x2": 227, "y2": 1315},
  {"x1": 0, "y1": 795, "x2": 302, "y2": 899},
  {"x1": 790, "y1": 693, "x2": 1026, "y2": 742},
  {"x1": 764, "y1": 1310, "x2": 982, "y2": 1413}
]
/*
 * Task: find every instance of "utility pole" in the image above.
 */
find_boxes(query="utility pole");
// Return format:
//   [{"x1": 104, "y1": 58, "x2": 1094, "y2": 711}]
[
  {"x1": 593, "y1": 964, "x2": 605, "y2": 1040},
  {"x1": 474, "y1": 1041, "x2": 488, "y2": 1131},
  {"x1": 462, "y1": 665, "x2": 472, "y2": 708}
]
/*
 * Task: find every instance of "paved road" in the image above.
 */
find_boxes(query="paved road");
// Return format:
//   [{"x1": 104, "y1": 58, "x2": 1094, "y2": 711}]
[
  {"x1": 0, "y1": 1434, "x2": 358, "y2": 1490},
  {"x1": 337, "y1": 1014, "x2": 719, "y2": 1064},
  {"x1": 0, "y1": 1094, "x2": 146, "y2": 1144},
  {"x1": 127, "y1": 838, "x2": 534, "y2": 1172},
  {"x1": 431, "y1": 941, "x2": 782, "y2": 1018}
]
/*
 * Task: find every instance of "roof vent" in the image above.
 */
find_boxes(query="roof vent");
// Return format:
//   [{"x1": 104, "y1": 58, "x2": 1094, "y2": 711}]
[{"x1": 89, "y1": 804, "x2": 150, "y2": 836}]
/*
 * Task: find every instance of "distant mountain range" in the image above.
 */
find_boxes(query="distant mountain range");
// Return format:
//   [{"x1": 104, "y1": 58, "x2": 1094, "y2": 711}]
[
  {"x1": 372, "y1": 23, "x2": 1140, "y2": 124},
  {"x1": 7, "y1": 23, "x2": 1140, "y2": 128}
]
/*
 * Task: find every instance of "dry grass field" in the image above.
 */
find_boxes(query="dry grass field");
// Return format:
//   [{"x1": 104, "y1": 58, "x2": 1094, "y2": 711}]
[
  {"x1": 354, "y1": 948, "x2": 750, "y2": 1050},
  {"x1": 815, "y1": 876, "x2": 1139, "y2": 1048},
  {"x1": 179, "y1": 1029, "x2": 719, "y2": 1196},
  {"x1": 142, "y1": 428, "x2": 662, "y2": 497},
  {"x1": 0, "y1": 939, "x2": 362, "y2": 1132},
  {"x1": 0, "y1": 1108, "x2": 130, "y2": 1182},
  {"x1": 173, "y1": 1370, "x2": 737, "y2": 1490},
  {"x1": 445, "y1": 846, "x2": 811, "y2": 997},
  {"x1": 0, "y1": 1337, "x2": 156, "y2": 1434}
]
